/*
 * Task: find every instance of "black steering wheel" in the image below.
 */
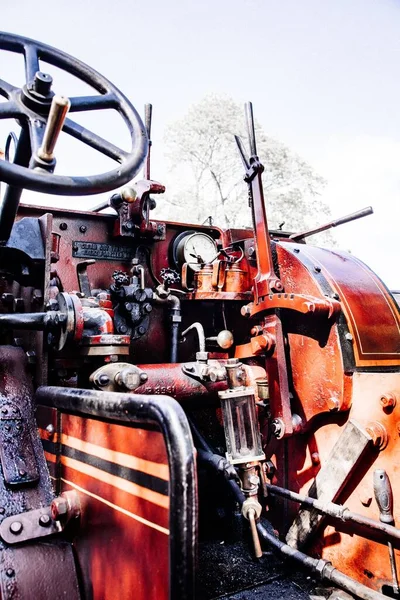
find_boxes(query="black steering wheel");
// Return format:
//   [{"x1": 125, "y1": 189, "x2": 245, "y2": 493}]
[{"x1": 0, "y1": 32, "x2": 148, "y2": 195}]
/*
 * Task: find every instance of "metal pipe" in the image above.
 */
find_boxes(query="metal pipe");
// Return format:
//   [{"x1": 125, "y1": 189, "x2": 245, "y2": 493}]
[
  {"x1": 181, "y1": 322, "x2": 206, "y2": 354},
  {"x1": 35, "y1": 386, "x2": 197, "y2": 600},
  {"x1": 256, "y1": 523, "x2": 387, "y2": 600},
  {"x1": 0, "y1": 311, "x2": 60, "y2": 331},
  {"x1": 267, "y1": 483, "x2": 400, "y2": 543}
]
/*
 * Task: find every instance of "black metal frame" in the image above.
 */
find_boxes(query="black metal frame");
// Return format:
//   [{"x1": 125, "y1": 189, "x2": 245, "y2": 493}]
[{"x1": 35, "y1": 386, "x2": 197, "y2": 600}]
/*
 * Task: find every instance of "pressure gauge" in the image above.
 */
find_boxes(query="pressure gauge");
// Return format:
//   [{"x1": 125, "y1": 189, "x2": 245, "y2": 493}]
[{"x1": 173, "y1": 231, "x2": 218, "y2": 271}]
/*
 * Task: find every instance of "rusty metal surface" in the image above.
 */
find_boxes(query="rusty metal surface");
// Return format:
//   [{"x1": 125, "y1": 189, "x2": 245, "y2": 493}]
[
  {"x1": 292, "y1": 244, "x2": 400, "y2": 367},
  {"x1": 0, "y1": 347, "x2": 80, "y2": 599},
  {"x1": 0, "y1": 543, "x2": 80, "y2": 600}
]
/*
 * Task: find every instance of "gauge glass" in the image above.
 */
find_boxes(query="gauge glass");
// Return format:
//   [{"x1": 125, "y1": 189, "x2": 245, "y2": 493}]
[{"x1": 183, "y1": 233, "x2": 218, "y2": 271}]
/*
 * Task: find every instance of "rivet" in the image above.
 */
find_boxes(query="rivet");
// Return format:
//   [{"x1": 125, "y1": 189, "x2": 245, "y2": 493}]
[
  {"x1": 79, "y1": 225, "x2": 87, "y2": 233},
  {"x1": 314, "y1": 266, "x2": 321, "y2": 273},
  {"x1": 345, "y1": 332, "x2": 353, "y2": 342},
  {"x1": 0, "y1": 507, "x2": 5, "y2": 515},
  {"x1": 6, "y1": 568, "x2": 14, "y2": 577},
  {"x1": 18, "y1": 469, "x2": 26, "y2": 477},
  {"x1": 59, "y1": 222, "x2": 68, "y2": 231},
  {"x1": 39, "y1": 514, "x2": 51, "y2": 527},
  {"x1": 10, "y1": 521, "x2": 23, "y2": 535}
]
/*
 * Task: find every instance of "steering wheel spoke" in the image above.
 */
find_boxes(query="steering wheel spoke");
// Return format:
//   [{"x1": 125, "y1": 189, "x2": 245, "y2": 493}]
[
  {"x1": 63, "y1": 117, "x2": 128, "y2": 163},
  {"x1": 0, "y1": 78, "x2": 18, "y2": 99},
  {"x1": 24, "y1": 44, "x2": 40, "y2": 84},
  {"x1": 69, "y1": 93, "x2": 118, "y2": 112},
  {"x1": 0, "y1": 100, "x2": 22, "y2": 119},
  {"x1": 0, "y1": 32, "x2": 148, "y2": 195}
]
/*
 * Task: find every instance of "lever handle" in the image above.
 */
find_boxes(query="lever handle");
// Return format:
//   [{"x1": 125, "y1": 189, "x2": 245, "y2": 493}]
[
  {"x1": 38, "y1": 95, "x2": 70, "y2": 162},
  {"x1": 374, "y1": 469, "x2": 394, "y2": 524}
]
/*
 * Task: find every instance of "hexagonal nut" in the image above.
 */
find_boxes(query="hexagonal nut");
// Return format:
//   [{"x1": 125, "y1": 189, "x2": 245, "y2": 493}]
[
  {"x1": 196, "y1": 351, "x2": 209, "y2": 363},
  {"x1": 242, "y1": 497, "x2": 262, "y2": 521},
  {"x1": 50, "y1": 497, "x2": 68, "y2": 520}
]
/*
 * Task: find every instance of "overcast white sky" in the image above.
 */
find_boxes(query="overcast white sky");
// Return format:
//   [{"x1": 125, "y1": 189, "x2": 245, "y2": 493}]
[{"x1": 1, "y1": 0, "x2": 399, "y2": 288}]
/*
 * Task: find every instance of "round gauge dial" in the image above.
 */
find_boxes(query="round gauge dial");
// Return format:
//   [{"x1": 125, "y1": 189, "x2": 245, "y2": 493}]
[{"x1": 174, "y1": 232, "x2": 218, "y2": 271}]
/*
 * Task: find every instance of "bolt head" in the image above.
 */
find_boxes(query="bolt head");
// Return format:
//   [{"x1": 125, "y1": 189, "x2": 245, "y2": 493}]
[
  {"x1": 39, "y1": 514, "x2": 51, "y2": 527},
  {"x1": 98, "y1": 374, "x2": 110, "y2": 386},
  {"x1": 380, "y1": 392, "x2": 397, "y2": 409},
  {"x1": 10, "y1": 521, "x2": 23, "y2": 535},
  {"x1": 51, "y1": 497, "x2": 68, "y2": 520}
]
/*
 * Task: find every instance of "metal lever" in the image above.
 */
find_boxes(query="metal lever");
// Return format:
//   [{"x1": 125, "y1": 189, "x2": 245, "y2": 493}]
[
  {"x1": 37, "y1": 95, "x2": 71, "y2": 162},
  {"x1": 77, "y1": 260, "x2": 95, "y2": 298},
  {"x1": 143, "y1": 103, "x2": 152, "y2": 180},
  {"x1": 373, "y1": 469, "x2": 399, "y2": 595},
  {"x1": 289, "y1": 206, "x2": 374, "y2": 242}
]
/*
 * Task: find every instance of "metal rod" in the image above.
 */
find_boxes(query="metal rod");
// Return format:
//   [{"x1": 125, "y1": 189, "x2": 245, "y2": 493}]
[
  {"x1": 143, "y1": 103, "x2": 152, "y2": 180},
  {"x1": 35, "y1": 386, "x2": 197, "y2": 600},
  {"x1": 248, "y1": 508, "x2": 263, "y2": 558},
  {"x1": 374, "y1": 470, "x2": 399, "y2": 595},
  {"x1": 256, "y1": 523, "x2": 387, "y2": 600},
  {"x1": 0, "y1": 311, "x2": 56, "y2": 330},
  {"x1": 245, "y1": 102, "x2": 257, "y2": 156},
  {"x1": 0, "y1": 127, "x2": 31, "y2": 244},
  {"x1": 267, "y1": 483, "x2": 400, "y2": 543},
  {"x1": 289, "y1": 207, "x2": 373, "y2": 241},
  {"x1": 37, "y1": 96, "x2": 71, "y2": 162},
  {"x1": 234, "y1": 135, "x2": 250, "y2": 170}
]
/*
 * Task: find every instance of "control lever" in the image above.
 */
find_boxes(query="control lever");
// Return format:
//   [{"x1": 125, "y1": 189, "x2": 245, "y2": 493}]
[
  {"x1": 33, "y1": 95, "x2": 71, "y2": 171},
  {"x1": 373, "y1": 469, "x2": 399, "y2": 595},
  {"x1": 289, "y1": 206, "x2": 373, "y2": 242},
  {"x1": 77, "y1": 260, "x2": 95, "y2": 298}
]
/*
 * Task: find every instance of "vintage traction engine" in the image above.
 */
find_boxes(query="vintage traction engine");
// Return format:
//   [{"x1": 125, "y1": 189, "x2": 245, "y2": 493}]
[{"x1": 0, "y1": 31, "x2": 398, "y2": 600}]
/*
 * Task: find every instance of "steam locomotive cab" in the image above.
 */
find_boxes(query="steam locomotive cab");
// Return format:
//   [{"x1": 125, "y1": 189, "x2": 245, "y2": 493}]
[{"x1": 0, "y1": 32, "x2": 399, "y2": 600}]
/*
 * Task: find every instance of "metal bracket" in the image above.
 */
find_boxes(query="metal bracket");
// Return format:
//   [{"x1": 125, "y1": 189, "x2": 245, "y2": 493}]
[{"x1": 0, "y1": 506, "x2": 62, "y2": 545}]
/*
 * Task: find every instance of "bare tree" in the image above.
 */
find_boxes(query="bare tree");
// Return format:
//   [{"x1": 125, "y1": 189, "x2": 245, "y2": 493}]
[{"x1": 157, "y1": 95, "x2": 332, "y2": 241}]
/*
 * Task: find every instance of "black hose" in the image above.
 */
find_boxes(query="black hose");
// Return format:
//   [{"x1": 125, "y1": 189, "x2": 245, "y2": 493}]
[{"x1": 171, "y1": 320, "x2": 179, "y2": 363}]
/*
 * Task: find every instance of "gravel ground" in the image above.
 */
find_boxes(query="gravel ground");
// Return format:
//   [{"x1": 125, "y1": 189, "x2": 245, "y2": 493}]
[{"x1": 195, "y1": 528, "x2": 348, "y2": 600}]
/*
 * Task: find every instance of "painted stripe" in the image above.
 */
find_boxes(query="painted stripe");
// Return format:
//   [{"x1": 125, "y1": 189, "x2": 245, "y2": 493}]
[
  {"x1": 60, "y1": 433, "x2": 169, "y2": 481},
  {"x1": 61, "y1": 477, "x2": 169, "y2": 536},
  {"x1": 41, "y1": 438, "x2": 168, "y2": 497},
  {"x1": 44, "y1": 450, "x2": 56, "y2": 463},
  {"x1": 62, "y1": 454, "x2": 169, "y2": 509}
]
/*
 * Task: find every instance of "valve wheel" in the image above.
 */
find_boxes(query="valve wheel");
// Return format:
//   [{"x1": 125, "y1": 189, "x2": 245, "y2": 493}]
[{"x1": 0, "y1": 32, "x2": 148, "y2": 195}]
